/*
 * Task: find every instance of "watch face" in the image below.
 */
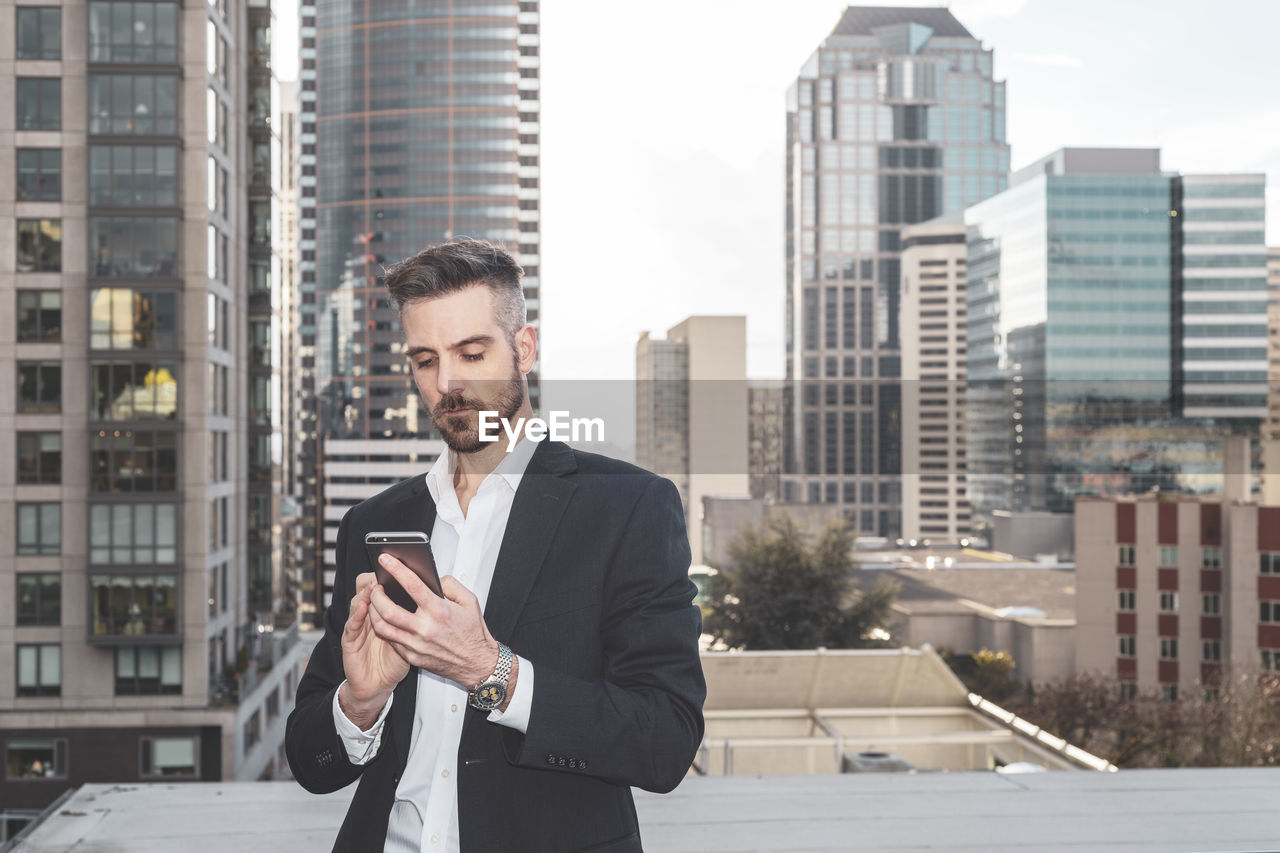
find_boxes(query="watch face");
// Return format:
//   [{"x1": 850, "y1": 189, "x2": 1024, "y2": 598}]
[{"x1": 474, "y1": 681, "x2": 507, "y2": 710}]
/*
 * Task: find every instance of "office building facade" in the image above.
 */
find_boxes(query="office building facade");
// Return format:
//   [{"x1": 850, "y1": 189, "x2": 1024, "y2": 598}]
[
  {"x1": 296, "y1": 0, "x2": 540, "y2": 611},
  {"x1": 783, "y1": 5, "x2": 1008, "y2": 537},
  {"x1": 1, "y1": 0, "x2": 303, "y2": 835},
  {"x1": 964, "y1": 149, "x2": 1266, "y2": 530}
]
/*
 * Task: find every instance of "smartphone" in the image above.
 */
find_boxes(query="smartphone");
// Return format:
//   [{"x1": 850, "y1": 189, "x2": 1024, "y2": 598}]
[{"x1": 363, "y1": 531, "x2": 443, "y2": 612}]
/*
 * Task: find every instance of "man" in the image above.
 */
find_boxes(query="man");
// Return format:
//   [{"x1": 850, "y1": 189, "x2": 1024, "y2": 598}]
[{"x1": 286, "y1": 239, "x2": 706, "y2": 852}]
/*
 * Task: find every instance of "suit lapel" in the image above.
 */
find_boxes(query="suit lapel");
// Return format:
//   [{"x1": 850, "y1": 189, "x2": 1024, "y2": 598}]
[
  {"x1": 384, "y1": 476, "x2": 435, "y2": 774},
  {"x1": 483, "y1": 439, "x2": 577, "y2": 642}
]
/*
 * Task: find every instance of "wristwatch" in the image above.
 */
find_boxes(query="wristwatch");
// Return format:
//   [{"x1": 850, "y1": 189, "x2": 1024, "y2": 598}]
[{"x1": 468, "y1": 643, "x2": 513, "y2": 711}]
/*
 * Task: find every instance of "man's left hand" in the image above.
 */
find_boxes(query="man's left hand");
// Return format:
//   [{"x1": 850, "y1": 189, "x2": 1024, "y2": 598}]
[{"x1": 367, "y1": 555, "x2": 501, "y2": 691}]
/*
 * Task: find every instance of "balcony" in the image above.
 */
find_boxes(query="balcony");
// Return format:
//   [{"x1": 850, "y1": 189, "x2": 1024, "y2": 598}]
[{"x1": 209, "y1": 619, "x2": 300, "y2": 707}]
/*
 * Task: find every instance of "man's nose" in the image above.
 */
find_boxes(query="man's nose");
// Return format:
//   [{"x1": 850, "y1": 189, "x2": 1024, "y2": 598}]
[{"x1": 435, "y1": 367, "x2": 463, "y2": 398}]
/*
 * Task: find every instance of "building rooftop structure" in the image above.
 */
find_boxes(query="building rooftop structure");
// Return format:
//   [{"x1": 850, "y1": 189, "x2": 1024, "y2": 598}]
[{"x1": 9, "y1": 769, "x2": 1280, "y2": 853}]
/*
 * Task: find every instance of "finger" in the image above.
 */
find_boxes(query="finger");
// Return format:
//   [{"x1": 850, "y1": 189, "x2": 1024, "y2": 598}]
[
  {"x1": 370, "y1": 583, "x2": 418, "y2": 632},
  {"x1": 370, "y1": 610, "x2": 419, "y2": 650},
  {"x1": 379, "y1": 553, "x2": 436, "y2": 610},
  {"x1": 355, "y1": 572, "x2": 376, "y2": 593},
  {"x1": 439, "y1": 574, "x2": 477, "y2": 609}
]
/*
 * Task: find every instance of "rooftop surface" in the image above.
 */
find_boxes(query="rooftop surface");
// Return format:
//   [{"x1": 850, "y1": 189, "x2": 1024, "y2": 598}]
[
  {"x1": 830, "y1": 6, "x2": 973, "y2": 39},
  {"x1": 886, "y1": 567, "x2": 1077, "y2": 620},
  {"x1": 11, "y1": 769, "x2": 1280, "y2": 852}
]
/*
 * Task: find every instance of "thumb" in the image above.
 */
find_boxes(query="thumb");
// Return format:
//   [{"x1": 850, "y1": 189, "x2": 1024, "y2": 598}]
[{"x1": 439, "y1": 575, "x2": 478, "y2": 609}]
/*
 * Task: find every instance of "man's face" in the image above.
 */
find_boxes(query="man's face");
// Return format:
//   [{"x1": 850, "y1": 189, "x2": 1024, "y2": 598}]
[{"x1": 400, "y1": 284, "x2": 536, "y2": 454}]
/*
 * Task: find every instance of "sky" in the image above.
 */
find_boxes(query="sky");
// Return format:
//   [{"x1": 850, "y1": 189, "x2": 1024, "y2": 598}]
[{"x1": 274, "y1": 1, "x2": 1280, "y2": 383}]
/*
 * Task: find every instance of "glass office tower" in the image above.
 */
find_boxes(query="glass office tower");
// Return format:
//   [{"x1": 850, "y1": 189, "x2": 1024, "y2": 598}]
[
  {"x1": 965, "y1": 149, "x2": 1265, "y2": 529},
  {"x1": 783, "y1": 6, "x2": 1009, "y2": 537},
  {"x1": 298, "y1": 1, "x2": 541, "y2": 612}
]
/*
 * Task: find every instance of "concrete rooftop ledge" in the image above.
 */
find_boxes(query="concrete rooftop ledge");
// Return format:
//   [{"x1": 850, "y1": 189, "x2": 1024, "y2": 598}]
[{"x1": 8, "y1": 768, "x2": 1280, "y2": 852}]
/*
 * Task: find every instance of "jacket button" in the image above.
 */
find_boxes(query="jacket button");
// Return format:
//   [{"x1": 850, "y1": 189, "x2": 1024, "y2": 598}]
[
  {"x1": 579, "y1": 760, "x2": 588, "y2": 770},
  {"x1": 545, "y1": 754, "x2": 556, "y2": 765},
  {"x1": 567, "y1": 759, "x2": 577, "y2": 769},
  {"x1": 557, "y1": 757, "x2": 566, "y2": 767}
]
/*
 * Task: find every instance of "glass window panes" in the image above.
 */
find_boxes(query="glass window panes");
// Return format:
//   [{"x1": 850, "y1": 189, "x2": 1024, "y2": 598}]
[
  {"x1": 5, "y1": 739, "x2": 67, "y2": 779},
  {"x1": 89, "y1": 73, "x2": 178, "y2": 135},
  {"x1": 89, "y1": 502, "x2": 177, "y2": 564},
  {"x1": 17, "y1": 291, "x2": 61, "y2": 342},
  {"x1": 90, "y1": 216, "x2": 179, "y2": 278},
  {"x1": 16, "y1": 78, "x2": 60, "y2": 130},
  {"x1": 17, "y1": 362, "x2": 61, "y2": 413},
  {"x1": 17, "y1": 7, "x2": 61, "y2": 59},
  {"x1": 115, "y1": 646, "x2": 181, "y2": 695},
  {"x1": 16, "y1": 644, "x2": 61, "y2": 697},
  {"x1": 17, "y1": 432, "x2": 61, "y2": 484},
  {"x1": 1118, "y1": 635, "x2": 1135, "y2": 657},
  {"x1": 16, "y1": 219, "x2": 61, "y2": 272},
  {"x1": 1117, "y1": 589, "x2": 1135, "y2": 611},
  {"x1": 17, "y1": 503, "x2": 61, "y2": 556},
  {"x1": 90, "y1": 574, "x2": 178, "y2": 636},
  {"x1": 90, "y1": 428, "x2": 178, "y2": 492},
  {"x1": 1159, "y1": 592, "x2": 1178, "y2": 613},
  {"x1": 140, "y1": 736, "x2": 197, "y2": 777},
  {"x1": 90, "y1": 360, "x2": 179, "y2": 420},
  {"x1": 1159, "y1": 546, "x2": 1177, "y2": 567},
  {"x1": 90, "y1": 145, "x2": 178, "y2": 206},
  {"x1": 16, "y1": 149, "x2": 61, "y2": 201},
  {"x1": 89, "y1": 2, "x2": 178, "y2": 63},
  {"x1": 90, "y1": 289, "x2": 178, "y2": 350},
  {"x1": 16, "y1": 573, "x2": 61, "y2": 626}
]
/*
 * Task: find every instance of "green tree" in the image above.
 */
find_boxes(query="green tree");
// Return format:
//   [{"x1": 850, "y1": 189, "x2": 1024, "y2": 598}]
[{"x1": 705, "y1": 516, "x2": 898, "y2": 650}]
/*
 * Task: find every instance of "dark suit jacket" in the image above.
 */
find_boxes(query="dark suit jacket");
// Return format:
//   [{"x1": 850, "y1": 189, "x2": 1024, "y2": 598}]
[{"x1": 285, "y1": 440, "x2": 706, "y2": 852}]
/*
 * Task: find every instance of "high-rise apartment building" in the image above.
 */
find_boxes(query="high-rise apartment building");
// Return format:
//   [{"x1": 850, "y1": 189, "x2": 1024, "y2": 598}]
[
  {"x1": 636, "y1": 316, "x2": 749, "y2": 565},
  {"x1": 0, "y1": 0, "x2": 306, "y2": 836},
  {"x1": 1265, "y1": 247, "x2": 1280, "y2": 505},
  {"x1": 783, "y1": 6, "x2": 1008, "y2": 537},
  {"x1": 900, "y1": 217, "x2": 968, "y2": 542},
  {"x1": 964, "y1": 148, "x2": 1266, "y2": 530},
  {"x1": 296, "y1": 0, "x2": 541, "y2": 612},
  {"x1": 1074, "y1": 438, "x2": 1275, "y2": 701}
]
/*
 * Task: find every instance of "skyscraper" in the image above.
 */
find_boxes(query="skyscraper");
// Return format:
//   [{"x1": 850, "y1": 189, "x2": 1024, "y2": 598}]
[
  {"x1": 964, "y1": 148, "x2": 1266, "y2": 531},
  {"x1": 296, "y1": 0, "x2": 541, "y2": 611},
  {"x1": 1, "y1": 0, "x2": 304, "y2": 834},
  {"x1": 783, "y1": 6, "x2": 1008, "y2": 537}
]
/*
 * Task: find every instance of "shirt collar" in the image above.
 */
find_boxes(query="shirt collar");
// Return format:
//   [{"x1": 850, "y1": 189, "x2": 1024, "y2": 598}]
[{"x1": 425, "y1": 432, "x2": 540, "y2": 506}]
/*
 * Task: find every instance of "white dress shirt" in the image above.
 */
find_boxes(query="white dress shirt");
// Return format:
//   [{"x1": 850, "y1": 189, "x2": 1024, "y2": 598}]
[{"x1": 331, "y1": 434, "x2": 539, "y2": 852}]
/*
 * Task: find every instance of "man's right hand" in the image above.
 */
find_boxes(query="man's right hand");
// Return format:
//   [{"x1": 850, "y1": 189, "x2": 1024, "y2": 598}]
[{"x1": 339, "y1": 572, "x2": 410, "y2": 729}]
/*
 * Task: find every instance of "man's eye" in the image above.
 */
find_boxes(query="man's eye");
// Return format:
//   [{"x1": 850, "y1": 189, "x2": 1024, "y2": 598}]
[
  {"x1": 462, "y1": 353, "x2": 484, "y2": 362},
  {"x1": 415, "y1": 359, "x2": 434, "y2": 369}
]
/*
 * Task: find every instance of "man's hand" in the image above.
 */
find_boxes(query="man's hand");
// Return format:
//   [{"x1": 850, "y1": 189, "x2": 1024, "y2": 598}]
[
  {"x1": 339, "y1": 571, "x2": 411, "y2": 729},
  {"x1": 369, "y1": 555, "x2": 515, "y2": 704}
]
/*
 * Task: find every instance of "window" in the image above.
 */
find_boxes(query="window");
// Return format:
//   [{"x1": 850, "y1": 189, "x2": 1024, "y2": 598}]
[
  {"x1": 90, "y1": 360, "x2": 179, "y2": 420},
  {"x1": 17, "y1": 503, "x2": 60, "y2": 555},
  {"x1": 90, "y1": 429, "x2": 178, "y2": 493},
  {"x1": 90, "y1": 289, "x2": 179, "y2": 350},
  {"x1": 16, "y1": 78, "x2": 60, "y2": 130},
  {"x1": 1159, "y1": 592, "x2": 1179, "y2": 614},
  {"x1": 1116, "y1": 545, "x2": 1135, "y2": 566},
  {"x1": 17, "y1": 432, "x2": 61, "y2": 484},
  {"x1": 1263, "y1": 649, "x2": 1280, "y2": 672},
  {"x1": 16, "y1": 219, "x2": 61, "y2": 272},
  {"x1": 244, "y1": 711, "x2": 261, "y2": 753},
  {"x1": 16, "y1": 7, "x2": 61, "y2": 59},
  {"x1": 88, "y1": 74, "x2": 178, "y2": 135},
  {"x1": 16, "y1": 644, "x2": 60, "y2": 697},
  {"x1": 17, "y1": 362, "x2": 60, "y2": 414},
  {"x1": 89, "y1": 574, "x2": 178, "y2": 636},
  {"x1": 1202, "y1": 594, "x2": 1221, "y2": 615},
  {"x1": 1159, "y1": 638, "x2": 1178, "y2": 660},
  {"x1": 1260, "y1": 552, "x2": 1280, "y2": 574},
  {"x1": 1118, "y1": 681, "x2": 1137, "y2": 702},
  {"x1": 5, "y1": 739, "x2": 67, "y2": 779},
  {"x1": 115, "y1": 646, "x2": 181, "y2": 695},
  {"x1": 16, "y1": 149, "x2": 61, "y2": 201},
  {"x1": 1203, "y1": 640, "x2": 1221, "y2": 662},
  {"x1": 1161, "y1": 684, "x2": 1178, "y2": 703},
  {"x1": 89, "y1": 2, "x2": 179, "y2": 63},
  {"x1": 1202, "y1": 547, "x2": 1221, "y2": 569},
  {"x1": 16, "y1": 573, "x2": 60, "y2": 626},
  {"x1": 265, "y1": 688, "x2": 280, "y2": 722},
  {"x1": 1117, "y1": 589, "x2": 1135, "y2": 611},
  {"x1": 1159, "y1": 546, "x2": 1177, "y2": 567},
  {"x1": 1118, "y1": 635, "x2": 1135, "y2": 657},
  {"x1": 90, "y1": 216, "x2": 179, "y2": 278},
  {"x1": 89, "y1": 145, "x2": 179, "y2": 206},
  {"x1": 140, "y1": 736, "x2": 198, "y2": 778},
  {"x1": 1261, "y1": 601, "x2": 1280, "y2": 623},
  {"x1": 89, "y1": 502, "x2": 177, "y2": 564},
  {"x1": 17, "y1": 291, "x2": 61, "y2": 342}
]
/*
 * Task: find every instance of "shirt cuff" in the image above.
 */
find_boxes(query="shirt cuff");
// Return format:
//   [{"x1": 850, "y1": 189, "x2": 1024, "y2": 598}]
[
  {"x1": 331, "y1": 680, "x2": 394, "y2": 765},
  {"x1": 487, "y1": 655, "x2": 533, "y2": 734}
]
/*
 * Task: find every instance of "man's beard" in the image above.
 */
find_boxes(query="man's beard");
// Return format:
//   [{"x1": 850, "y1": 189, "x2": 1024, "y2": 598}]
[{"x1": 429, "y1": 363, "x2": 526, "y2": 454}]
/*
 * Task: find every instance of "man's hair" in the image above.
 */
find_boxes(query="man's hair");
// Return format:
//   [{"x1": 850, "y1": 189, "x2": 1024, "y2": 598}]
[{"x1": 382, "y1": 238, "x2": 526, "y2": 343}]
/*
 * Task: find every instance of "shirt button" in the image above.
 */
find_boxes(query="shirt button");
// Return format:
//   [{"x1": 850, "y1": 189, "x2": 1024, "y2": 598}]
[
  {"x1": 357, "y1": 739, "x2": 367, "y2": 745},
  {"x1": 451, "y1": 704, "x2": 458, "y2": 712},
  {"x1": 429, "y1": 835, "x2": 438, "y2": 845},
  {"x1": 441, "y1": 769, "x2": 450, "y2": 778}
]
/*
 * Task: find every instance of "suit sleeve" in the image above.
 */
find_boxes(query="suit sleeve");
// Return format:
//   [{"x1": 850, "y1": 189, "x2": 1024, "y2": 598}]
[
  {"x1": 285, "y1": 510, "x2": 387, "y2": 793},
  {"x1": 501, "y1": 475, "x2": 707, "y2": 793}
]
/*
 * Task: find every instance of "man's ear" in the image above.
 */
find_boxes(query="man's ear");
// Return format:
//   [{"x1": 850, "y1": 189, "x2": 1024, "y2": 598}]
[{"x1": 515, "y1": 325, "x2": 538, "y2": 374}]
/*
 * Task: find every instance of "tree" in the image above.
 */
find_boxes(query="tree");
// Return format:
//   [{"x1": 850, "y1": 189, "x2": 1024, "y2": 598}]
[
  {"x1": 941, "y1": 648, "x2": 1022, "y2": 703},
  {"x1": 704, "y1": 515, "x2": 898, "y2": 650}
]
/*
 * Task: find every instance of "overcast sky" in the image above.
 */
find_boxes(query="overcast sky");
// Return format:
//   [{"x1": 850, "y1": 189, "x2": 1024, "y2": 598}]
[{"x1": 275, "y1": 1, "x2": 1280, "y2": 383}]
